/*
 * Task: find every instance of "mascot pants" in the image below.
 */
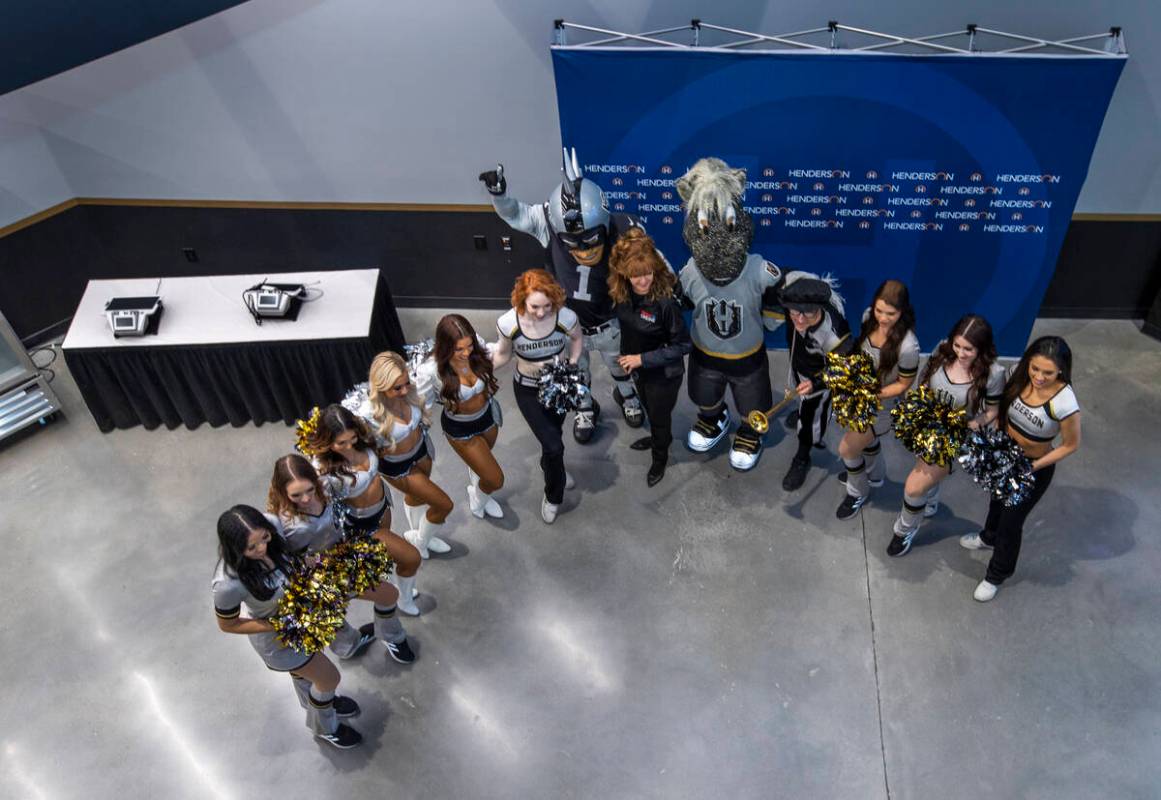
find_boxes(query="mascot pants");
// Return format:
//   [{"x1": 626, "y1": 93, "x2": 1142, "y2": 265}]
[
  {"x1": 577, "y1": 318, "x2": 635, "y2": 409},
  {"x1": 688, "y1": 347, "x2": 773, "y2": 419}
]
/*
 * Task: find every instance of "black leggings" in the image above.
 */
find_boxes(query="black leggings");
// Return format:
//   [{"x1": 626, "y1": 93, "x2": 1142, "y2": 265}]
[
  {"x1": 635, "y1": 371, "x2": 682, "y2": 460},
  {"x1": 513, "y1": 380, "x2": 567, "y2": 504},
  {"x1": 980, "y1": 464, "x2": 1056, "y2": 585}
]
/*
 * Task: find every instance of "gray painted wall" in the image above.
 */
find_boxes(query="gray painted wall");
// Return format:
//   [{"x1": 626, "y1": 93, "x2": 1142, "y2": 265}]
[{"x1": 0, "y1": 0, "x2": 1156, "y2": 229}]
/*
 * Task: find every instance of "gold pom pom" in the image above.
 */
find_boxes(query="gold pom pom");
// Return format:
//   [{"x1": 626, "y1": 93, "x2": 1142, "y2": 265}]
[
  {"x1": 294, "y1": 406, "x2": 325, "y2": 456},
  {"x1": 823, "y1": 351, "x2": 882, "y2": 433}
]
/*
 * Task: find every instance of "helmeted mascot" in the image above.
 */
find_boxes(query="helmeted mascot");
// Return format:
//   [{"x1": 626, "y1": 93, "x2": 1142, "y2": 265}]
[
  {"x1": 479, "y1": 149, "x2": 646, "y2": 443},
  {"x1": 676, "y1": 158, "x2": 786, "y2": 470}
]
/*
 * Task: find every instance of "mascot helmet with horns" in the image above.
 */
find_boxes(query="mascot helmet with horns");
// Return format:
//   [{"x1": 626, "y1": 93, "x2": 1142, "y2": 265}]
[{"x1": 547, "y1": 147, "x2": 611, "y2": 254}]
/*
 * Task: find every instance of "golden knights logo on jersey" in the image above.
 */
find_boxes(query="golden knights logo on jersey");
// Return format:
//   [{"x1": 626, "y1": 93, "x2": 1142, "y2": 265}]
[{"x1": 705, "y1": 298, "x2": 743, "y2": 339}]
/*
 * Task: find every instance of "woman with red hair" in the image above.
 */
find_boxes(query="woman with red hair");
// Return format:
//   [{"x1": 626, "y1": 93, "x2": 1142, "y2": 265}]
[{"x1": 491, "y1": 269, "x2": 583, "y2": 523}]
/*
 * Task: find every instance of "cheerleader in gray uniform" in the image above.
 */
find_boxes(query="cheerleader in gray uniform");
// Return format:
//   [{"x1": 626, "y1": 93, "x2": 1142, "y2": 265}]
[
  {"x1": 490, "y1": 269, "x2": 584, "y2": 524},
  {"x1": 960, "y1": 336, "x2": 1081, "y2": 601},
  {"x1": 299, "y1": 406, "x2": 424, "y2": 614},
  {"x1": 416, "y1": 314, "x2": 506, "y2": 520},
  {"x1": 835, "y1": 280, "x2": 920, "y2": 519},
  {"x1": 262, "y1": 461, "x2": 417, "y2": 661},
  {"x1": 213, "y1": 505, "x2": 372, "y2": 748},
  {"x1": 887, "y1": 314, "x2": 1006, "y2": 557},
  {"x1": 365, "y1": 352, "x2": 455, "y2": 560}
]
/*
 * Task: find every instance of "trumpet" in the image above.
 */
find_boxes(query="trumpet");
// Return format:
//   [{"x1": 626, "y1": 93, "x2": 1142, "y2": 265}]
[{"x1": 747, "y1": 388, "x2": 797, "y2": 434}]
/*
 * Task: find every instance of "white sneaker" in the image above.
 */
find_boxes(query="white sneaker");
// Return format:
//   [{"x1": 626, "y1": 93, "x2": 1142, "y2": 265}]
[
  {"x1": 687, "y1": 410, "x2": 730, "y2": 453},
  {"x1": 564, "y1": 471, "x2": 575, "y2": 490},
  {"x1": 541, "y1": 495, "x2": 559, "y2": 524},
  {"x1": 973, "y1": 580, "x2": 999, "y2": 602},
  {"x1": 924, "y1": 501, "x2": 939, "y2": 518},
  {"x1": 959, "y1": 532, "x2": 994, "y2": 551}
]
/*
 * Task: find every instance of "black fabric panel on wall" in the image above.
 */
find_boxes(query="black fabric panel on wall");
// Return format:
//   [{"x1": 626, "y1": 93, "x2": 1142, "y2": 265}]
[
  {"x1": 1040, "y1": 219, "x2": 1161, "y2": 319},
  {"x1": 2, "y1": 204, "x2": 1158, "y2": 345}
]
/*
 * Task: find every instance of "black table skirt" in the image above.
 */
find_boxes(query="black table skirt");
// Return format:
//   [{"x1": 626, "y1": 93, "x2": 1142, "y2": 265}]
[{"x1": 64, "y1": 275, "x2": 405, "y2": 432}]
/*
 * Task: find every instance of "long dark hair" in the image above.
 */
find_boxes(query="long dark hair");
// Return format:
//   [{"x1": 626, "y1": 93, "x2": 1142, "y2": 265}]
[
  {"x1": 920, "y1": 314, "x2": 997, "y2": 413},
  {"x1": 1000, "y1": 336, "x2": 1073, "y2": 424},
  {"x1": 854, "y1": 279, "x2": 916, "y2": 384},
  {"x1": 305, "y1": 404, "x2": 378, "y2": 478},
  {"x1": 216, "y1": 505, "x2": 299, "y2": 601},
  {"x1": 434, "y1": 314, "x2": 499, "y2": 413}
]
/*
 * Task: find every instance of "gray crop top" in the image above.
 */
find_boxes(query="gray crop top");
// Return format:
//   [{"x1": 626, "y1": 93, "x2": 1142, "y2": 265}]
[
  {"x1": 859, "y1": 308, "x2": 921, "y2": 385},
  {"x1": 497, "y1": 307, "x2": 578, "y2": 363},
  {"x1": 1007, "y1": 384, "x2": 1079, "y2": 443},
  {"x1": 926, "y1": 358, "x2": 1007, "y2": 413},
  {"x1": 265, "y1": 508, "x2": 341, "y2": 556},
  {"x1": 212, "y1": 560, "x2": 289, "y2": 621}
]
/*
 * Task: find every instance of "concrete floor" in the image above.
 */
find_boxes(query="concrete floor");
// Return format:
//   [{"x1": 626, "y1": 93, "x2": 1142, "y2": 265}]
[{"x1": 1, "y1": 313, "x2": 1158, "y2": 800}]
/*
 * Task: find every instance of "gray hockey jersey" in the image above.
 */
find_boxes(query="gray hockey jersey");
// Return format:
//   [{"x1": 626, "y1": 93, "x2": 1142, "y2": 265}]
[{"x1": 680, "y1": 253, "x2": 783, "y2": 359}]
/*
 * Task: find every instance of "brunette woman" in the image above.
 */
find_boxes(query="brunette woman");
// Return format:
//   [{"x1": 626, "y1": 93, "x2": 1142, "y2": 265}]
[
  {"x1": 491, "y1": 269, "x2": 583, "y2": 524},
  {"x1": 835, "y1": 280, "x2": 920, "y2": 519},
  {"x1": 213, "y1": 506, "x2": 410, "y2": 749},
  {"x1": 960, "y1": 336, "x2": 1081, "y2": 601},
  {"x1": 886, "y1": 314, "x2": 1006, "y2": 557},
  {"x1": 418, "y1": 314, "x2": 506, "y2": 519},
  {"x1": 270, "y1": 444, "x2": 422, "y2": 617},
  {"x1": 607, "y1": 227, "x2": 690, "y2": 486}
]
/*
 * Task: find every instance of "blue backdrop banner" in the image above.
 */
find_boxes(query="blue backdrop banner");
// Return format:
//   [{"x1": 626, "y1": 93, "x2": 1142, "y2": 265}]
[{"x1": 551, "y1": 48, "x2": 1125, "y2": 355}]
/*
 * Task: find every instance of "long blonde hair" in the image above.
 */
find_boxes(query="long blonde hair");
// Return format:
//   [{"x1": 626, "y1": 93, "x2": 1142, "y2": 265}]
[{"x1": 368, "y1": 351, "x2": 429, "y2": 449}]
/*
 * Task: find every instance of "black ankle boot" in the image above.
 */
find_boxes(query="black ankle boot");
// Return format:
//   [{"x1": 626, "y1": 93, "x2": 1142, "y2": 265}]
[{"x1": 647, "y1": 455, "x2": 667, "y2": 487}]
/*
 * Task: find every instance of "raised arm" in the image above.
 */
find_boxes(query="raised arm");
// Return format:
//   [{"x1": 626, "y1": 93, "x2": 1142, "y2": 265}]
[{"x1": 479, "y1": 163, "x2": 551, "y2": 247}]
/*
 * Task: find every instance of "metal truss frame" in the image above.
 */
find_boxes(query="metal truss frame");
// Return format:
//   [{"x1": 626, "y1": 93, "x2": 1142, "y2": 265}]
[{"x1": 551, "y1": 20, "x2": 1127, "y2": 57}]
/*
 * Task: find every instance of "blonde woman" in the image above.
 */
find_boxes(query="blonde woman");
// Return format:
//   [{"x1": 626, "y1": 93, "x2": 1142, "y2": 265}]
[{"x1": 367, "y1": 352, "x2": 454, "y2": 559}]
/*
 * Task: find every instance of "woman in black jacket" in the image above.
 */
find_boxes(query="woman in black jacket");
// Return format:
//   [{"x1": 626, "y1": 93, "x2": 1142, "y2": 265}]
[{"x1": 608, "y1": 227, "x2": 691, "y2": 486}]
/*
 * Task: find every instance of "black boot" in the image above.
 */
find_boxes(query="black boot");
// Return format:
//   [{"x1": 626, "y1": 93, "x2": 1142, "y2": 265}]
[
  {"x1": 630, "y1": 436, "x2": 653, "y2": 451},
  {"x1": 647, "y1": 453, "x2": 667, "y2": 487}
]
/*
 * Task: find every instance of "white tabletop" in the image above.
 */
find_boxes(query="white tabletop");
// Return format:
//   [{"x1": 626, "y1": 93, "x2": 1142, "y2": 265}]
[{"x1": 62, "y1": 269, "x2": 380, "y2": 350}]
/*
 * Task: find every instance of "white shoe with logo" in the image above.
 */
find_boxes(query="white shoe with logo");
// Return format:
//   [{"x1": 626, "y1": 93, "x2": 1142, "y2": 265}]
[{"x1": 687, "y1": 410, "x2": 730, "y2": 453}]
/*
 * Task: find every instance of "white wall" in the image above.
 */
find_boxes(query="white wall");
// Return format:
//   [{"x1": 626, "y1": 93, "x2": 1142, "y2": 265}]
[
  {"x1": 0, "y1": 0, "x2": 1156, "y2": 228},
  {"x1": 0, "y1": 94, "x2": 76, "y2": 226}
]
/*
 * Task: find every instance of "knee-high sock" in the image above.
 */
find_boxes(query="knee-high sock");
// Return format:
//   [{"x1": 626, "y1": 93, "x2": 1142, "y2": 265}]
[
  {"x1": 925, "y1": 482, "x2": 941, "y2": 505},
  {"x1": 327, "y1": 620, "x2": 361, "y2": 659},
  {"x1": 291, "y1": 675, "x2": 312, "y2": 710},
  {"x1": 893, "y1": 493, "x2": 927, "y2": 536},
  {"x1": 374, "y1": 604, "x2": 406, "y2": 645},
  {"x1": 843, "y1": 456, "x2": 869, "y2": 499},
  {"x1": 863, "y1": 438, "x2": 884, "y2": 483},
  {"x1": 306, "y1": 686, "x2": 338, "y2": 735}
]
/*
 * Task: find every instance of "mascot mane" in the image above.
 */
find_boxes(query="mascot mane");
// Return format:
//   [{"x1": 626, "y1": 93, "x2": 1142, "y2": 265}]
[{"x1": 676, "y1": 157, "x2": 746, "y2": 220}]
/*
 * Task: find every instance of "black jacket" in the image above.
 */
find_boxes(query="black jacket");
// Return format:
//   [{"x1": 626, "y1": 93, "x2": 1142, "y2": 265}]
[
  {"x1": 787, "y1": 304, "x2": 853, "y2": 393},
  {"x1": 615, "y1": 292, "x2": 691, "y2": 380}
]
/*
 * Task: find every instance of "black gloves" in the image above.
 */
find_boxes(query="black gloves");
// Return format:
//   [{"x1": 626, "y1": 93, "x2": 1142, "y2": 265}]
[{"x1": 478, "y1": 164, "x2": 506, "y2": 196}]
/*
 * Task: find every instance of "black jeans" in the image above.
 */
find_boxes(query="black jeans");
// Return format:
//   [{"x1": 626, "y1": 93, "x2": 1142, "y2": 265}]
[
  {"x1": 513, "y1": 380, "x2": 567, "y2": 504},
  {"x1": 635, "y1": 370, "x2": 683, "y2": 461},
  {"x1": 795, "y1": 390, "x2": 832, "y2": 460},
  {"x1": 981, "y1": 464, "x2": 1055, "y2": 585}
]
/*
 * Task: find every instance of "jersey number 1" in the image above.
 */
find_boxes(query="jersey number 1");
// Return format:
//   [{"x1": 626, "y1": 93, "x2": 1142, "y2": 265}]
[{"x1": 574, "y1": 265, "x2": 593, "y2": 301}]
